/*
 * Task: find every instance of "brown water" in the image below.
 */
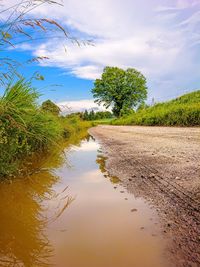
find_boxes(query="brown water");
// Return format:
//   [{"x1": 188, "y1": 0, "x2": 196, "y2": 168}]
[{"x1": 0, "y1": 136, "x2": 167, "y2": 267}]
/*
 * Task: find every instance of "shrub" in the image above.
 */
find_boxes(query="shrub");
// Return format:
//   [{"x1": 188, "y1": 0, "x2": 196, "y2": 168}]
[
  {"x1": 0, "y1": 79, "x2": 63, "y2": 176},
  {"x1": 41, "y1": 100, "x2": 61, "y2": 116}
]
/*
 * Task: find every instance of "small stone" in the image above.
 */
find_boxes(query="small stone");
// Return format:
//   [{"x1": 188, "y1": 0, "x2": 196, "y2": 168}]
[
  {"x1": 140, "y1": 227, "x2": 145, "y2": 230},
  {"x1": 120, "y1": 191, "x2": 124, "y2": 193},
  {"x1": 128, "y1": 178, "x2": 132, "y2": 181},
  {"x1": 149, "y1": 173, "x2": 155, "y2": 178},
  {"x1": 124, "y1": 198, "x2": 128, "y2": 200},
  {"x1": 114, "y1": 186, "x2": 117, "y2": 189},
  {"x1": 131, "y1": 208, "x2": 137, "y2": 212}
]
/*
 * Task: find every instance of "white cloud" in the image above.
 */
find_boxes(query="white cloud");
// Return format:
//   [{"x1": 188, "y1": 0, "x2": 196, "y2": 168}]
[
  {"x1": 179, "y1": 10, "x2": 200, "y2": 28},
  {"x1": 58, "y1": 99, "x2": 110, "y2": 113},
  {"x1": 2, "y1": 0, "x2": 200, "y2": 100},
  {"x1": 70, "y1": 65, "x2": 102, "y2": 80},
  {"x1": 176, "y1": 0, "x2": 200, "y2": 9},
  {"x1": 156, "y1": 0, "x2": 200, "y2": 11},
  {"x1": 33, "y1": 34, "x2": 180, "y2": 80}
]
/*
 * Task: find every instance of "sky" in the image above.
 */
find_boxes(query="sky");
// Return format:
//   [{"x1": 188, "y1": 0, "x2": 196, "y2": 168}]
[{"x1": 1, "y1": 0, "x2": 200, "y2": 112}]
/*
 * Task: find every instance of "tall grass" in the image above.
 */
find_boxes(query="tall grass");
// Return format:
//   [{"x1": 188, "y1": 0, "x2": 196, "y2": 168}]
[
  {"x1": 112, "y1": 90, "x2": 200, "y2": 127},
  {"x1": 0, "y1": 79, "x2": 91, "y2": 177}
]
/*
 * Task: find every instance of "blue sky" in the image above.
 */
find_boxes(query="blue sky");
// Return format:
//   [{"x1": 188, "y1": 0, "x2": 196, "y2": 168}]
[{"x1": 2, "y1": 0, "x2": 200, "y2": 111}]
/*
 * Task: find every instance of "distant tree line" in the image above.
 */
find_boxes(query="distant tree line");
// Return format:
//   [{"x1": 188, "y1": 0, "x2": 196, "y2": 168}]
[
  {"x1": 40, "y1": 101, "x2": 114, "y2": 122},
  {"x1": 82, "y1": 110, "x2": 113, "y2": 121}
]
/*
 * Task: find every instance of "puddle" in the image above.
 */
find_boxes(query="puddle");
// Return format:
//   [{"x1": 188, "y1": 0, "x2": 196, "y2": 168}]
[{"x1": 0, "y1": 136, "x2": 168, "y2": 267}]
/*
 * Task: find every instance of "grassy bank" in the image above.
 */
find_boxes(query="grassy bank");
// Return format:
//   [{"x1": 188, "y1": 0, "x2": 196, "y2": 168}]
[
  {"x1": 0, "y1": 79, "x2": 91, "y2": 178},
  {"x1": 92, "y1": 118, "x2": 114, "y2": 125},
  {"x1": 111, "y1": 90, "x2": 200, "y2": 126}
]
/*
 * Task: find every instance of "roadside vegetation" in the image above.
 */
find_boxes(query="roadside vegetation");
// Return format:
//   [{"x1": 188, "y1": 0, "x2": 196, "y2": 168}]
[
  {"x1": 92, "y1": 118, "x2": 114, "y2": 125},
  {"x1": 0, "y1": 1, "x2": 93, "y2": 179},
  {"x1": 0, "y1": 79, "x2": 91, "y2": 178},
  {"x1": 82, "y1": 110, "x2": 113, "y2": 121},
  {"x1": 111, "y1": 90, "x2": 200, "y2": 126}
]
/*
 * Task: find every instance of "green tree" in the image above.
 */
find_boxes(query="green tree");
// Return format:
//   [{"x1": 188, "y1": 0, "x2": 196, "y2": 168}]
[
  {"x1": 92, "y1": 66, "x2": 148, "y2": 117},
  {"x1": 89, "y1": 110, "x2": 95, "y2": 120},
  {"x1": 83, "y1": 110, "x2": 89, "y2": 120},
  {"x1": 41, "y1": 100, "x2": 60, "y2": 116}
]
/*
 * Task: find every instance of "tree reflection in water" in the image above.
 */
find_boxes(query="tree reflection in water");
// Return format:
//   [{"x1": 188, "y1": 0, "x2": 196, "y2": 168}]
[{"x1": 96, "y1": 153, "x2": 121, "y2": 184}]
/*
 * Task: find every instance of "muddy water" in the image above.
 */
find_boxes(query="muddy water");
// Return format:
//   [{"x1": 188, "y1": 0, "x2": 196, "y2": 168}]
[{"x1": 0, "y1": 136, "x2": 168, "y2": 267}]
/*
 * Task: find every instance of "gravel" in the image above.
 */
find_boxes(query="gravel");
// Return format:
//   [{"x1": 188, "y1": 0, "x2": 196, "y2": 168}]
[{"x1": 89, "y1": 125, "x2": 200, "y2": 267}]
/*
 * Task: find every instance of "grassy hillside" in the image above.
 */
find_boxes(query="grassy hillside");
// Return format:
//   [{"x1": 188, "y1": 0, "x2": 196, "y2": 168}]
[{"x1": 112, "y1": 90, "x2": 200, "y2": 126}]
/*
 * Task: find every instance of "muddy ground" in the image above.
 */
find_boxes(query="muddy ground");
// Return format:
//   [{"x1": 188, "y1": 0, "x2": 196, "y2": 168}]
[{"x1": 89, "y1": 125, "x2": 200, "y2": 267}]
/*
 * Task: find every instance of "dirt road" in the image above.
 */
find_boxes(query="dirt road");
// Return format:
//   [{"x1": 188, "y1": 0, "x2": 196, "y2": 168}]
[{"x1": 89, "y1": 125, "x2": 200, "y2": 267}]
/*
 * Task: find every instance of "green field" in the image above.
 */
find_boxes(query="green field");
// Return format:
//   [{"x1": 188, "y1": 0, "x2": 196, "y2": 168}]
[
  {"x1": 111, "y1": 90, "x2": 200, "y2": 126},
  {"x1": 92, "y1": 118, "x2": 114, "y2": 125}
]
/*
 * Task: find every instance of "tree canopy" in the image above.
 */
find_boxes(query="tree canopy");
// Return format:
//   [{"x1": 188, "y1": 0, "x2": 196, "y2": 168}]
[
  {"x1": 41, "y1": 100, "x2": 61, "y2": 116},
  {"x1": 92, "y1": 66, "x2": 148, "y2": 117}
]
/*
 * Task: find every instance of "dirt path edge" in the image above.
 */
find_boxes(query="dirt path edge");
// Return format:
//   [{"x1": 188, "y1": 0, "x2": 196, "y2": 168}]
[{"x1": 89, "y1": 125, "x2": 200, "y2": 267}]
